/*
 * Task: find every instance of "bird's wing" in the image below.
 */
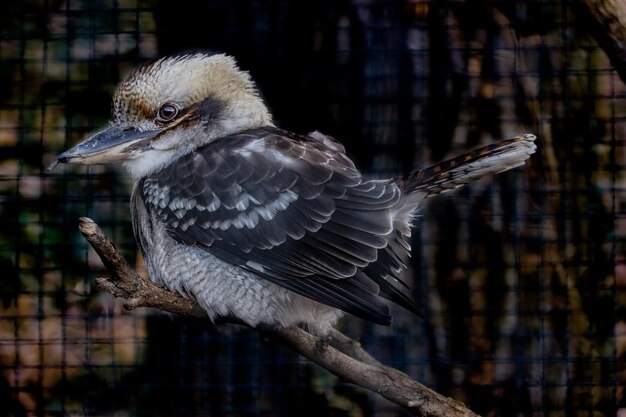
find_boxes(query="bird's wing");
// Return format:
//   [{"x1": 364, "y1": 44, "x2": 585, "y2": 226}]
[{"x1": 139, "y1": 127, "x2": 411, "y2": 324}]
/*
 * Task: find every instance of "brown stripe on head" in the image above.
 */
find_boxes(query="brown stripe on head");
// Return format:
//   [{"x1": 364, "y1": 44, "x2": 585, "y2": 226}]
[{"x1": 113, "y1": 88, "x2": 155, "y2": 123}]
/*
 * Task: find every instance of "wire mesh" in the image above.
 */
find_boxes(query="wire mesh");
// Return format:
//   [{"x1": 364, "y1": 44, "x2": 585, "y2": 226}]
[{"x1": 0, "y1": 0, "x2": 624, "y2": 416}]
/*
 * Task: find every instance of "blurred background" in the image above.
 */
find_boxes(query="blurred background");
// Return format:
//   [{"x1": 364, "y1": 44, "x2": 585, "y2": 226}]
[{"x1": 0, "y1": 0, "x2": 623, "y2": 416}]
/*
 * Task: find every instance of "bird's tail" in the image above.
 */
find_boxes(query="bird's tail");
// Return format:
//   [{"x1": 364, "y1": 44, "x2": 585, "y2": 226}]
[{"x1": 395, "y1": 134, "x2": 537, "y2": 199}]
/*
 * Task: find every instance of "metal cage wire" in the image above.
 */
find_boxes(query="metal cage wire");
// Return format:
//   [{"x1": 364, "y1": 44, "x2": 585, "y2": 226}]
[{"x1": 0, "y1": 0, "x2": 623, "y2": 416}]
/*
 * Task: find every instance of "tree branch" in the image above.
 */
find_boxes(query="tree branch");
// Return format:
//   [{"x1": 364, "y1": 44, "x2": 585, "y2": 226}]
[
  {"x1": 571, "y1": 0, "x2": 626, "y2": 85},
  {"x1": 78, "y1": 217, "x2": 480, "y2": 417}
]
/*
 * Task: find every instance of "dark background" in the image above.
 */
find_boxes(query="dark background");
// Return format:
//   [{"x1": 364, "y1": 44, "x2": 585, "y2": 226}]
[{"x1": 0, "y1": 0, "x2": 623, "y2": 416}]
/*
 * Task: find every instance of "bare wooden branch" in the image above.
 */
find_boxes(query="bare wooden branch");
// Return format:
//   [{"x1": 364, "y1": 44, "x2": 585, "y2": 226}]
[
  {"x1": 78, "y1": 217, "x2": 481, "y2": 417},
  {"x1": 572, "y1": 0, "x2": 626, "y2": 85},
  {"x1": 79, "y1": 217, "x2": 206, "y2": 317}
]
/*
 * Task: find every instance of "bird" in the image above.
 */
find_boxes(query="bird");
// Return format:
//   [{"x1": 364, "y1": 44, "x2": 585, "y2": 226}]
[{"x1": 48, "y1": 52, "x2": 537, "y2": 334}]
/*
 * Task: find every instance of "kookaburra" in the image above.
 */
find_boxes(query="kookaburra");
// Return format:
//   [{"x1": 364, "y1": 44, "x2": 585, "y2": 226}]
[{"x1": 49, "y1": 52, "x2": 536, "y2": 334}]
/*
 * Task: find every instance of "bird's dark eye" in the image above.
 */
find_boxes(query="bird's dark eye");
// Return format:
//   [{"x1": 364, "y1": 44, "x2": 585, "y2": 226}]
[{"x1": 157, "y1": 103, "x2": 179, "y2": 122}]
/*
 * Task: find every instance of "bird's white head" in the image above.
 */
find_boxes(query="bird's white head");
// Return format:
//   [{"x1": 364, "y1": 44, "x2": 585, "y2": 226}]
[{"x1": 49, "y1": 53, "x2": 273, "y2": 179}]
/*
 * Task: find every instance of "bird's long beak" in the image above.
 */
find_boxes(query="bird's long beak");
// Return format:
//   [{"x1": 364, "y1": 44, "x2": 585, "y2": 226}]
[{"x1": 47, "y1": 126, "x2": 162, "y2": 171}]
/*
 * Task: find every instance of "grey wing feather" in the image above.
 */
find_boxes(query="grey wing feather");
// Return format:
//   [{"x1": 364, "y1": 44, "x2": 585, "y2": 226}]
[{"x1": 140, "y1": 126, "x2": 418, "y2": 324}]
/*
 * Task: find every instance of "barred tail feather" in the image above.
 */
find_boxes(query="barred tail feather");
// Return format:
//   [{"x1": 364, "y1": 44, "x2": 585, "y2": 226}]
[{"x1": 397, "y1": 134, "x2": 537, "y2": 199}]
